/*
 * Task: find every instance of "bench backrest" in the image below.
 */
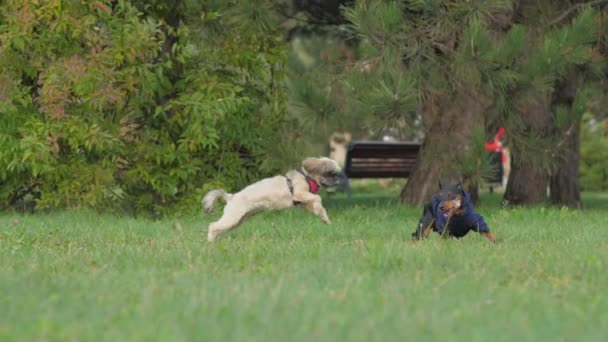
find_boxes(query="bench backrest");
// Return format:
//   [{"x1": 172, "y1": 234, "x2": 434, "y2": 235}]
[{"x1": 344, "y1": 140, "x2": 421, "y2": 178}]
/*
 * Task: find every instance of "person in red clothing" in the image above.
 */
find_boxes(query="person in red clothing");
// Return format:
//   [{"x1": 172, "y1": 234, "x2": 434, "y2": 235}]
[
  {"x1": 484, "y1": 127, "x2": 510, "y2": 188},
  {"x1": 484, "y1": 127, "x2": 506, "y2": 163}
]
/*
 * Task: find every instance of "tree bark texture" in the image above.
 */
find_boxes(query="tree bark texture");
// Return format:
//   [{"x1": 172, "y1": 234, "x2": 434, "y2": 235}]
[
  {"x1": 504, "y1": 94, "x2": 552, "y2": 206},
  {"x1": 550, "y1": 122, "x2": 581, "y2": 208},
  {"x1": 400, "y1": 92, "x2": 487, "y2": 206},
  {"x1": 549, "y1": 76, "x2": 582, "y2": 208},
  {"x1": 504, "y1": 153, "x2": 549, "y2": 205}
]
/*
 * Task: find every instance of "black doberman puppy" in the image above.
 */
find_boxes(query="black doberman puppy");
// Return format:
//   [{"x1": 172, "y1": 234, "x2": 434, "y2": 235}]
[{"x1": 411, "y1": 180, "x2": 496, "y2": 242}]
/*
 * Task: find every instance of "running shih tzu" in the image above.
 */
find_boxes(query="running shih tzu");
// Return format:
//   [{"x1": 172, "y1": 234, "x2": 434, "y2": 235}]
[{"x1": 203, "y1": 157, "x2": 347, "y2": 242}]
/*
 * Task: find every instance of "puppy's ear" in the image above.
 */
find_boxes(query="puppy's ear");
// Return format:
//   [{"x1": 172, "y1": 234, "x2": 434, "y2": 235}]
[
  {"x1": 302, "y1": 158, "x2": 324, "y2": 175},
  {"x1": 302, "y1": 157, "x2": 338, "y2": 176}
]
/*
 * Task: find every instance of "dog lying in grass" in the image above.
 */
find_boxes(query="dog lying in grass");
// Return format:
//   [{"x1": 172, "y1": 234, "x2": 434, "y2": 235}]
[
  {"x1": 411, "y1": 179, "x2": 496, "y2": 242},
  {"x1": 203, "y1": 157, "x2": 347, "y2": 242}
]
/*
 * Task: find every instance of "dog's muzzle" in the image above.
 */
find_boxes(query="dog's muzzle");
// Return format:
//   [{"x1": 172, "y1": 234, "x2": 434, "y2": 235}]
[
  {"x1": 336, "y1": 171, "x2": 348, "y2": 183},
  {"x1": 336, "y1": 172, "x2": 351, "y2": 195}
]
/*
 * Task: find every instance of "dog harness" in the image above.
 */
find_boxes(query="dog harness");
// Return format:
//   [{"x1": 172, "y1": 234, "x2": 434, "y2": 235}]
[{"x1": 286, "y1": 169, "x2": 319, "y2": 205}]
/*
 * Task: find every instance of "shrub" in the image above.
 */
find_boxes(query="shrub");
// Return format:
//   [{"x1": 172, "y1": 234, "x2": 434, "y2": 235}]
[
  {"x1": 580, "y1": 114, "x2": 608, "y2": 191},
  {"x1": 0, "y1": 0, "x2": 288, "y2": 215}
]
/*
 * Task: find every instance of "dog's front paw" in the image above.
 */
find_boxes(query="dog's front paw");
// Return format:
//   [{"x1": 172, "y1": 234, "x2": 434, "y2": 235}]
[
  {"x1": 322, "y1": 217, "x2": 331, "y2": 224},
  {"x1": 481, "y1": 231, "x2": 496, "y2": 243}
]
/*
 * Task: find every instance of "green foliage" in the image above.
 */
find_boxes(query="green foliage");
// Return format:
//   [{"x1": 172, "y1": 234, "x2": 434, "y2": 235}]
[
  {"x1": 0, "y1": 0, "x2": 288, "y2": 215},
  {"x1": 342, "y1": 52, "x2": 420, "y2": 133},
  {"x1": 289, "y1": 0, "x2": 605, "y2": 191},
  {"x1": 580, "y1": 114, "x2": 608, "y2": 191},
  {"x1": 456, "y1": 126, "x2": 496, "y2": 185},
  {"x1": 342, "y1": 0, "x2": 406, "y2": 46}
]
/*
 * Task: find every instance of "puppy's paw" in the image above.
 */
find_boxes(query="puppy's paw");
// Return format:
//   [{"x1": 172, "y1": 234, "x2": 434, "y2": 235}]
[
  {"x1": 322, "y1": 217, "x2": 330, "y2": 224},
  {"x1": 481, "y1": 231, "x2": 496, "y2": 243},
  {"x1": 207, "y1": 230, "x2": 218, "y2": 242}
]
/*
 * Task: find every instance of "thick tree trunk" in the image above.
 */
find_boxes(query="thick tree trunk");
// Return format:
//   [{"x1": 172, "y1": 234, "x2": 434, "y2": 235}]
[
  {"x1": 550, "y1": 123, "x2": 581, "y2": 208},
  {"x1": 399, "y1": 137, "x2": 444, "y2": 206},
  {"x1": 549, "y1": 75, "x2": 581, "y2": 208},
  {"x1": 400, "y1": 92, "x2": 487, "y2": 206},
  {"x1": 504, "y1": 95, "x2": 552, "y2": 206},
  {"x1": 504, "y1": 155, "x2": 548, "y2": 205},
  {"x1": 467, "y1": 180, "x2": 479, "y2": 203}
]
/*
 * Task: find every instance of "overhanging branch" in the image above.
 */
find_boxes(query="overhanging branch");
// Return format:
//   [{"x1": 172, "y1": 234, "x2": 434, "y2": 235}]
[{"x1": 548, "y1": 0, "x2": 608, "y2": 27}]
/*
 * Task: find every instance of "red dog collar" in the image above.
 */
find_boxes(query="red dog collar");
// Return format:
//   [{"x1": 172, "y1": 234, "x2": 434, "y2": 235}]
[
  {"x1": 308, "y1": 178, "x2": 319, "y2": 194},
  {"x1": 296, "y1": 169, "x2": 320, "y2": 194}
]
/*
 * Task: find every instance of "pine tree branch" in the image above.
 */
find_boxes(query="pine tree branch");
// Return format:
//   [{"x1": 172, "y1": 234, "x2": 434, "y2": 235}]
[
  {"x1": 272, "y1": 4, "x2": 319, "y2": 29},
  {"x1": 548, "y1": 0, "x2": 608, "y2": 27}
]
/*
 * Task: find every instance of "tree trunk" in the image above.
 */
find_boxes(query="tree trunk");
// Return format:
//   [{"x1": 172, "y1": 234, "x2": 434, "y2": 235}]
[
  {"x1": 400, "y1": 92, "x2": 487, "y2": 206},
  {"x1": 504, "y1": 155, "x2": 549, "y2": 205},
  {"x1": 504, "y1": 95, "x2": 552, "y2": 206},
  {"x1": 399, "y1": 136, "x2": 444, "y2": 206},
  {"x1": 549, "y1": 75, "x2": 581, "y2": 208},
  {"x1": 550, "y1": 123, "x2": 581, "y2": 208},
  {"x1": 467, "y1": 180, "x2": 479, "y2": 203}
]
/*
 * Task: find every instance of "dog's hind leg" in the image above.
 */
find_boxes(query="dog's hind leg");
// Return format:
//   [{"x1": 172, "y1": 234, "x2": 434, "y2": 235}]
[{"x1": 207, "y1": 202, "x2": 249, "y2": 242}]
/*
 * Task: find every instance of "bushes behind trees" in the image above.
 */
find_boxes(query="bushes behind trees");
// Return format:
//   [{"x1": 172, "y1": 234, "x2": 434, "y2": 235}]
[{"x1": 0, "y1": 1, "x2": 289, "y2": 216}]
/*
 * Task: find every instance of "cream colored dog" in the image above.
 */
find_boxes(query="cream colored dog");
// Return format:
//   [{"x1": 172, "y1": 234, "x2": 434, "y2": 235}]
[{"x1": 203, "y1": 157, "x2": 346, "y2": 242}]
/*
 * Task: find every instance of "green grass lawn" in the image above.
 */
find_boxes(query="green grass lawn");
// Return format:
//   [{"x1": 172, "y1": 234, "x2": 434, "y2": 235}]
[{"x1": 1, "y1": 185, "x2": 607, "y2": 341}]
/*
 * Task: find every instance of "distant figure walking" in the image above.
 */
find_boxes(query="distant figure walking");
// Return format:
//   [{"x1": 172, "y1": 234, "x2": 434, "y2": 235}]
[{"x1": 484, "y1": 127, "x2": 510, "y2": 188}]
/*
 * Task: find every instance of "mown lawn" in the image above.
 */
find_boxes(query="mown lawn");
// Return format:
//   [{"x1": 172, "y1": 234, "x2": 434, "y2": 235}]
[{"x1": 1, "y1": 185, "x2": 607, "y2": 341}]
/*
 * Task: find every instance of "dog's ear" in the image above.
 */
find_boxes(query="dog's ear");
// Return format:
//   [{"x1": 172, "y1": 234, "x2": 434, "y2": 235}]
[
  {"x1": 302, "y1": 158, "x2": 320, "y2": 175},
  {"x1": 456, "y1": 176, "x2": 463, "y2": 192},
  {"x1": 438, "y1": 178, "x2": 446, "y2": 190},
  {"x1": 302, "y1": 157, "x2": 338, "y2": 176}
]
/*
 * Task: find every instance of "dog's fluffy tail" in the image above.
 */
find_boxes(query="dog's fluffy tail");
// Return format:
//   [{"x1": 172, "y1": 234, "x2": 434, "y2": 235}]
[{"x1": 202, "y1": 189, "x2": 232, "y2": 213}]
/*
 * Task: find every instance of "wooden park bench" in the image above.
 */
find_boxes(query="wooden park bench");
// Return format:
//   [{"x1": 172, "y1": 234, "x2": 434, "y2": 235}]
[
  {"x1": 344, "y1": 140, "x2": 421, "y2": 179},
  {"x1": 343, "y1": 140, "x2": 504, "y2": 193}
]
